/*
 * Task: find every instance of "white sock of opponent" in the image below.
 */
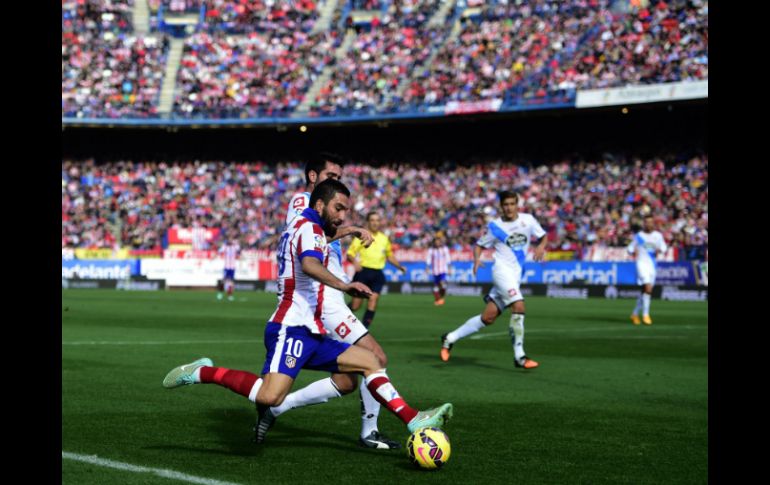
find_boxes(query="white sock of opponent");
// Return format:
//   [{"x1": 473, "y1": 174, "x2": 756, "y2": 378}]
[
  {"x1": 509, "y1": 313, "x2": 526, "y2": 362},
  {"x1": 632, "y1": 295, "x2": 643, "y2": 316},
  {"x1": 446, "y1": 315, "x2": 486, "y2": 344},
  {"x1": 642, "y1": 293, "x2": 651, "y2": 316},
  {"x1": 269, "y1": 377, "x2": 341, "y2": 417},
  {"x1": 359, "y1": 378, "x2": 381, "y2": 438}
]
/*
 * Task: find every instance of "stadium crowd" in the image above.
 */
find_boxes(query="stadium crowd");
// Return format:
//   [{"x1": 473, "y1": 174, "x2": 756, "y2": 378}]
[
  {"x1": 61, "y1": 156, "x2": 708, "y2": 261},
  {"x1": 62, "y1": 0, "x2": 708, "y2": 118},
  {"x1": 62, "y1": 0, "x2": 170, "y2": 118},
  {"x1": 173, "y1": 30, "x2": 340, "y2": 118}
]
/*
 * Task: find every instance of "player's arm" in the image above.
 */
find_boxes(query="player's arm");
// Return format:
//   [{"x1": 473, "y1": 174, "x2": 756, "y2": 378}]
[
  {"x1": 302, "y1": 256, "x2": 372, "y2": 297},
  {"x1": 329, "y1": 225, "x2": 374, "y2": 247},
  {"x1": 472, "y1": 244, "x2": 484, "y2": 275},
  {"x1": 532, "y1": 236, "x2": 547, "y2": 261},
  {"x1": 346, "y1": 238, "x2": 363, "y2": 273},
  {"x1": 530, "y1": 215, "x2": 548, "y2": 261}
]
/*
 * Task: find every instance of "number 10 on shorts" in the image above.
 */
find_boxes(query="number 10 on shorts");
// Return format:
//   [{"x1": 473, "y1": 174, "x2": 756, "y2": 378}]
[{"x1": 284, "y1": 337, "x2": 304, "y2": 368}]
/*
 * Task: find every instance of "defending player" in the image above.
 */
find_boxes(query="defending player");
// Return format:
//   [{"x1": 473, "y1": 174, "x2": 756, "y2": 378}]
[
  {"x1": 440, "y1": 191, "x2": 547, "y2": 369},
  {"x1": 628, "y1": 215, "x2": 668, "y2": 325}
]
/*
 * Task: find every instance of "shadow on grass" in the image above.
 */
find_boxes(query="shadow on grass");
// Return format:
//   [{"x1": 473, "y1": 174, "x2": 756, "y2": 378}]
[{"x1": 145, "y1": 407, "x2": 406, "y2": 464}]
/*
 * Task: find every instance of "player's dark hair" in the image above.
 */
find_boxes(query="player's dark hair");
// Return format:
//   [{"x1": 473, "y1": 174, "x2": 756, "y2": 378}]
[
  {"x1": 305, "y1": 152, "x2": 346, "y2": 185},
  {"x1": 309, "y1": 179, "x2": 350, "y2": 208},
  {"x1": 366, "y1": 211, "x2": 379, "y2": 221},
  {"x1": 498, "y1": 190, "x2": 518, "y2": 204}
]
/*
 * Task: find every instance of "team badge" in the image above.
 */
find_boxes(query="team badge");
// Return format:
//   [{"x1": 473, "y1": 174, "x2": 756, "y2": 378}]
[
  {"x1": 314, "y1": 234, "x2": 326, "y2": 247},
  {"x1": 285, "y1": 355, "x2": 297, "y2": 368},
  {"x1": 335, "y1": 322, "x2": 351, "y2": 338}
]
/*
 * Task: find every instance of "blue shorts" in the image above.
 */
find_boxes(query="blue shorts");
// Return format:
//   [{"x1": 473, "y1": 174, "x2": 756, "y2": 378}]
[
  {"x1": 433, "y1": 274, "x2": 447, "y2": 285},
  {"x1": 224, "y1": 269, "x2": 235, "y2": 280},
  {"x1": 260, "y1": 322, "x2": 351, "y2": 379}
]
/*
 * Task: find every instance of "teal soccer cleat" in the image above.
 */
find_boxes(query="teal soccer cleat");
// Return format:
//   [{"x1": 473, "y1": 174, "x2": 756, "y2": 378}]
[
  {"x1": 407, "y1": 403, "x2": 454, "y2": 433},
  {"x1": 162, "y1": 357, "x2": 213, "y2": 389}
]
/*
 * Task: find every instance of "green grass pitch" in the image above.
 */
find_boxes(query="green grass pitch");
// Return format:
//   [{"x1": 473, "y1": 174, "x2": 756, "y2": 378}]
[{"x1": 62, "y1": 290, "x2": 707, "y2": 484}]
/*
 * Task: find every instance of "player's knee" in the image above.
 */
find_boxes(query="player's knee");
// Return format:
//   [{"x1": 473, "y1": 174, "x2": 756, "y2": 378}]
[
  {"x1": 260, "y1": 390, "x2": 286, "y2": 407},
  {"x1": 374, "y1": 348, "x2": 388, "y2": 368},
  {"x1": 331, "y1": 373, "x2": 357, "y2": 395}
]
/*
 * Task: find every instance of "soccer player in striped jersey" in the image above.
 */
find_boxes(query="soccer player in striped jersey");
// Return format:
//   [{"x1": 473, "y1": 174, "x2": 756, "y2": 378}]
[
  {"x1": 162, "y1": 180, "x2": 453, "y2": 441},
  {"x1": 217, "y1": 237, "x2": 241, "y2": 301},
  {"x1": 263, "y1": 153, "x2": 401, "y2": 449},
  {"x1": 426, "y1": 237, "x2": 451, "y2": 306},
  {"x1": 440, "y1": 191, "x2": 547, "y2": 369},
  {"x1": 628, "y1": 215, "x2": 668, "y2": 325}
]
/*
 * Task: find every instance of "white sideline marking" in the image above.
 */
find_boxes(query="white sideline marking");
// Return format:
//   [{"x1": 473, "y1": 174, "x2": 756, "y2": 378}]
[{"x1": 62, "y1": 451, "x2": 243, "y2": 485}]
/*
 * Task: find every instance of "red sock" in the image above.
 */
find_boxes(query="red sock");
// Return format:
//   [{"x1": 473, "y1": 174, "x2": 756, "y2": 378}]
[
  {"x1": 433, "y1": 291, "x2": 441, "y2": 301},
  {"x1": 199, "y1": 366, "x2": 260, "y2": 399},
  {"x1": 365, "y1": 372, "x2": 418, "y2": 424},
  {"x1": 227, "y1": 284, "x2": 233, "y2": 296}
]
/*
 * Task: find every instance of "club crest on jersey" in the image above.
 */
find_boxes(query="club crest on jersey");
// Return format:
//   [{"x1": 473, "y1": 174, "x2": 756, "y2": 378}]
[
  {"x1": 335, "y1": 322, "x2": 351, "y2": 338},
  {"x1": 285, "y1": 355, "x2": 297, "y2": 368},
  {"x1": 314, "y1": 234, "x2": 325, "y2": 247}
]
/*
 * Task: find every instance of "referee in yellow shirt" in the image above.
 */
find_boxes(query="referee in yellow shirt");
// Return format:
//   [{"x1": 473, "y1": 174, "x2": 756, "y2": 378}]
[{"x1": 347, "y1": 211, "x2": 407, "y2": 327}]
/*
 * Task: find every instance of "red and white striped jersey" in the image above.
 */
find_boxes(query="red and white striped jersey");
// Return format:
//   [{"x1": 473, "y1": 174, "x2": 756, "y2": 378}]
[
  {"x1": 426, "y1": 246, "x2": 451, "y2": 276},
  {"x1": 219, "y1": 243, "x2": 241, "y2": 270},
  {"x1": 269, "y1": 208, "x2": 329, "y2": 334},
  {"x1": 191, "y1": 226, "x2": 208, "y2": 250}
]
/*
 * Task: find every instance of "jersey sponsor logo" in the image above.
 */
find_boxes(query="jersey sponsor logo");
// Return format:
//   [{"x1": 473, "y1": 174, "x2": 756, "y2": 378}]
[
  {"x1": 335, "y1": 322, "x2": 351, "y2": 337},
  {"x1": 293, "y1": 197, "x2": 305, "y2": 208},
  {"x1": 285, "y1": 355, "x2": 297, "y2": 368},
  {"x1": 506, "y1": 233, "x2": 528, "y2": 249}
]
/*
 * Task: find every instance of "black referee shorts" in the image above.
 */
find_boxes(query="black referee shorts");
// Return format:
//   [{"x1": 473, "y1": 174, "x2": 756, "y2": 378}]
[{"x1": 352, "y1": 267, "x2": 386, "y2": 294}]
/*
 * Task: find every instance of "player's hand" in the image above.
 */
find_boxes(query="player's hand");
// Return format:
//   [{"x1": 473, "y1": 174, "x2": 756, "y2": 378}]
[
  {"x1": 473, "y1": 260, "x2": 483, "y2": 275},
  {"x1": 533, "y1": 247, "x2": 546, "y2": 261},
  {"x1": 344, "y1": 282, "x2": 372, "y2": 298},
  {"x1": 352, "y1": 227, "x2": 374, "y2": 248},
  {"x1": 354, "y1": 263, "x2": 363, "y2": 273}
]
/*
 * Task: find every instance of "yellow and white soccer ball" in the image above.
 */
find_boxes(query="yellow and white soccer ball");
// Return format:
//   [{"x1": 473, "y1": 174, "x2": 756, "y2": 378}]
[{"x1": 406, "y1": 427, "x2": 451, "y2": 470}]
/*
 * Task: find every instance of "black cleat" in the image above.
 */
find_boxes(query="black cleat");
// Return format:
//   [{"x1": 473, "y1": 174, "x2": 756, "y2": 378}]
[
  {"x1": 359, "y1": 431, "x2": 402, "y2": 450},
  {"x1": 254, "y1": 404, "x2": 276, "y2": 444}
]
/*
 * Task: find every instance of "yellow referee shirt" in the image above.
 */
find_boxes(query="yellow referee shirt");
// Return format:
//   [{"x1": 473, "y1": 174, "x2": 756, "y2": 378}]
[{"x1": 347, "y1": 232, "x2": 392, "y2": 270}]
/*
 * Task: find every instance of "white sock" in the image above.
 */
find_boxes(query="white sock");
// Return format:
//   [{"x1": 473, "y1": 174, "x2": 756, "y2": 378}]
[
  {"x1": 359, "y1": 377, "x2": 381, "y2": 438},
  {"x1": 270, "y1": 377, "x2": 341, "y2": 417},
  {"x1": 642, "y1": 293, "x2": 651, "y2": 316},
  {"x1": 509, "y1": 313, "x2": 526, "y2": 362},
  {"x1": 446, "y1": 315, "x2": 486, "y2": 344},
  {"x1": 247, "y1": 379, "x2": 263, "y2": 403},
  {"x1": 632, "y1": 295, "x2": 643, "y2": 316},
  {"x1": 192, "y1": 367, "x2": 202, "y2": 383}
]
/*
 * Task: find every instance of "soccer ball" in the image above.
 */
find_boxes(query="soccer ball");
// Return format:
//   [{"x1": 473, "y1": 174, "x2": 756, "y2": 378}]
[{"x1": 406, "y1": 427, "x2": 451, "y2": 470}]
